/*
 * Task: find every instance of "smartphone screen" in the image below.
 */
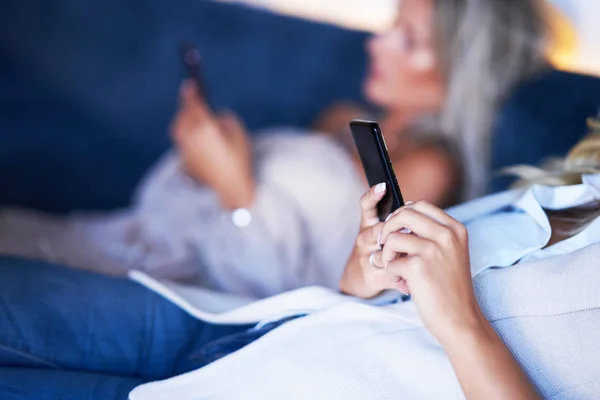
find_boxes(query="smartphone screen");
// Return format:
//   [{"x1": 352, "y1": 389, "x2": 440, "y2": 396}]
[{"x1": 350, "y1": 120, "x2": 404, "y2": 221}]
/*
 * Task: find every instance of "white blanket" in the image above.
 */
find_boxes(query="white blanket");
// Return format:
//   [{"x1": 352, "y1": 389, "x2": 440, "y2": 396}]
[
  {"x1": 129, "y1": 243, "x2": 600, "y2": 400},
  {"x1": 129, "y1": 270, "x2": 406, "y2": 324}
]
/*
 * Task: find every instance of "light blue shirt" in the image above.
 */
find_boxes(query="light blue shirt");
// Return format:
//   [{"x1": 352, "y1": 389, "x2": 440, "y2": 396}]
[{"x1": 450, "y1": 173, "x2": 600, "y2": 276}]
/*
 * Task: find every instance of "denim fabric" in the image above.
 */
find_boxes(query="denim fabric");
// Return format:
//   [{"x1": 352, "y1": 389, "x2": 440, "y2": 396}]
[
  {"x1": 193, "y1": 315, "x2": 305, "y2": 365},
  {"x1": 0, "y1": 368, "x2": 142, "y2": 400},
  {"x1": 0, "y1": 256, "x2": 265, "y2": 399}
]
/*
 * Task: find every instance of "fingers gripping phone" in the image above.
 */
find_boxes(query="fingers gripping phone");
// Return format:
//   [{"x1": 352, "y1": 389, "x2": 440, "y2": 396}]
[{"x1": 350, "y1": 120, "x2": 405, "y2": 221}]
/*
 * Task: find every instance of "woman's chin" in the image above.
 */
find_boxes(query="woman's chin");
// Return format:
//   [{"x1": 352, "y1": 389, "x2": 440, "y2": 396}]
[{"x1": 363, "y1": 81, "x2": 392, "y2": 108}]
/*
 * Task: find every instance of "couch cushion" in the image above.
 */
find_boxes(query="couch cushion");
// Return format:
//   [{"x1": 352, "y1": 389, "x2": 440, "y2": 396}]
[
  {"x1": 0, "y1": 0, "x2": 368, "y2": 212},
  {"x1": 490, "y1": 69, "x2": 600, "y2": 192}
]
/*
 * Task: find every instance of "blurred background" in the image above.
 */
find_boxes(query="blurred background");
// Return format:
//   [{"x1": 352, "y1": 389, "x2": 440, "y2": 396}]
[
  {"x1": 223, "y1": 0, "x2": 600, "y2": 74},
  {"x1": 0, "y1": 0, "x2": 599, "y2": 214}
]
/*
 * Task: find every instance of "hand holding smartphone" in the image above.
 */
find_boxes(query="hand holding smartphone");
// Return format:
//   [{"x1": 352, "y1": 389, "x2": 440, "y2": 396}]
[{"x1": 350, "y1": 120, "x2": 405, "y2": 221}]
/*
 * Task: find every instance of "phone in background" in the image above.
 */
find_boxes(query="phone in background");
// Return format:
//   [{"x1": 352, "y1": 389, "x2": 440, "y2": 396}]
[
  {"x1": 350, "y1": 120, "x2": 405, "y2": 221},
  {"x1": 180, "y1": 43, "x2": 208, "y2": 101}
]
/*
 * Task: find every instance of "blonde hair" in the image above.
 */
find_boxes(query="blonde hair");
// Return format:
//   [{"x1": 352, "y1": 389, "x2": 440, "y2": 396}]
[
  {"x1": 432, "y1": 0, "x2": 554, "y2": 199},
  {"x1": 504, "y1": 118, "x2": 600, "y2": 237}
]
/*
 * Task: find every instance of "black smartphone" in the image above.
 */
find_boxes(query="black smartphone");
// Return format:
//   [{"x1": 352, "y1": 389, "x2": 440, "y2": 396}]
[
  {"x1": 350, "y1": 120, "x2": 405, "y2": 221},
  {"x1": 180, "y1": 43, "x2": 208, "y2": 100}
]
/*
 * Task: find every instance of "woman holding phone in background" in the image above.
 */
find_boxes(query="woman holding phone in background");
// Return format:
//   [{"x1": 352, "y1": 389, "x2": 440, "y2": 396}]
[{"x1": 0, "y1": 0, "x2": 554, "y2": 298}]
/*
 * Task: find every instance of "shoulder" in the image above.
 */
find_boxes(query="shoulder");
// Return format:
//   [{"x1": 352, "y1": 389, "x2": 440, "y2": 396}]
[
  {"x1": 404, "y1": 145, "x2": 455, "y2": 174},
  {"x1": 255, "y1": 131, "x2": 365, "y2": 217},
  {"x1": 394, "y1": 144, "x2": 461, "y2": 207},
  {"x1": 311, "y1": 102, "x2": 373, "y2": 133},
  {"x1": 256, "y1": 131, "x2": 355, "y2": 174}
]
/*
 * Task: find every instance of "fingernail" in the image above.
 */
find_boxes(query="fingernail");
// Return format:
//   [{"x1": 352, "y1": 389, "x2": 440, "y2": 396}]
[
  {"x1": 374, "y1": 183, "x2": 386, "y2": 194},
  {"x1": 385, "y1": 213, "x2": 394, "y2": 222},
  {"x1": 405, "y1": 201, "x2": 414, "y2": 205}
]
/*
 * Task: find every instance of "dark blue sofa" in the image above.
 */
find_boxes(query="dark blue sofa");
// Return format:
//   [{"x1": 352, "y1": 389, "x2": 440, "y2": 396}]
[
  {"x1": 490, "y1": 69, "x2": 600, "y2": 192},
  {"x1": 0, "y1": 0, "x2": 368, "y2": 213},
  {"x1": 1, "y1": 0, "x2": 600, "y2": 213}
]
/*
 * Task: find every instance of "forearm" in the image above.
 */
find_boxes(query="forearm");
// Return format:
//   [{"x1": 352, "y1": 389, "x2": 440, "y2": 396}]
[
  {"x1": 441, "y1": 317, "x2": 539, "y2": 400},
  {"x1": 312, "y1": 102, "x2": 370, "y2": 135}
]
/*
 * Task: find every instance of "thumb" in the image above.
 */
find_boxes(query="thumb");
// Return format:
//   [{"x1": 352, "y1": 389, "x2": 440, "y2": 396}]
[
  {"x1": 179, "y1": 80, "x2": 196, "y2": 104},
  {"x1": 360, "y1": 183, "x2": 387, "y2": 228},
  {"x1": 217, "y1": 111, "x2": 247, "y2": 142},
  {"x1": 179, "y1": 80, "x2": 210, "y2": 117}
]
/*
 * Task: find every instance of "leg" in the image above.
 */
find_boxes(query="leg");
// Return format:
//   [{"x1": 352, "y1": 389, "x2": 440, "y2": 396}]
[
  {"x1": 0, "y1": 256, "x2": 250, "y2": 380},
  {"x1": 0, "y1": 367, "x2": 142, "y2": 400}
]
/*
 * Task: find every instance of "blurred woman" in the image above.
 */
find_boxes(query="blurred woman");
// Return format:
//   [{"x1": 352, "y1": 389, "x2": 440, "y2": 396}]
[
  {"x1": 317, "y1": 0, "x2": 554, "y2": 200},
  {"x1": 0, "y1": 0, "x2": 553, "y2": 297}
]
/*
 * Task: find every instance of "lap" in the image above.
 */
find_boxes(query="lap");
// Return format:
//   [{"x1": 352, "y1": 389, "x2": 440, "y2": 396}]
[{"x1": 0, "y1": 257, "x2": 249, "y2": 379}]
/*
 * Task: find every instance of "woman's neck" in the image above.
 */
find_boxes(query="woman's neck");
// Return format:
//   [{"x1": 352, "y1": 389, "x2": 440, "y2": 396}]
[
  {"x1": 382, "y1": 109, "x2": 428, "y2": 133},
  {"x1": 546, "y1": 217, "x2": 573, "y2": 248},
  {"x1": 380, "y1": 109, "x2": 433, "y2": 151}
]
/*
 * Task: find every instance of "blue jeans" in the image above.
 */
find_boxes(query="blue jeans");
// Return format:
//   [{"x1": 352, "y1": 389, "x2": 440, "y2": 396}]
[{"x1": 0, "y1": 257, "x2": 267, "y2": 400}]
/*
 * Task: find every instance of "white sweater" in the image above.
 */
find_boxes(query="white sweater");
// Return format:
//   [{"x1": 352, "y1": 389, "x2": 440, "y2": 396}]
[{"x1": 0, "y1": 131, "x2": 365, "y2": 298}]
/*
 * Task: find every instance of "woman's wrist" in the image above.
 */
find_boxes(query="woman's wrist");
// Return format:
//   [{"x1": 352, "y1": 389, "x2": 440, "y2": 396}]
[
  {"x1": 436, "y1": 307, "x2": 492, "y2": 351},
  {"x1": 437, "y1": 309, "x2": 540, "y2": 399},
  {"x1": 217, "y1": 175, "x2": 256, "y2": 210}
]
